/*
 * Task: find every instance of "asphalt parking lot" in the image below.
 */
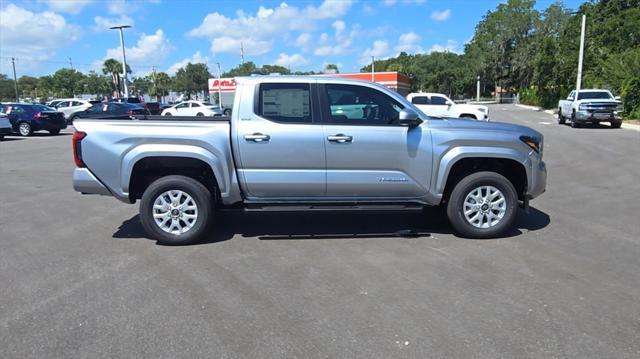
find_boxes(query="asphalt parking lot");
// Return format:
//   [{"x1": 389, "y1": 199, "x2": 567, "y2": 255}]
[{"x1": 1, "y1": 104, "x2": 639, "y2": 358}]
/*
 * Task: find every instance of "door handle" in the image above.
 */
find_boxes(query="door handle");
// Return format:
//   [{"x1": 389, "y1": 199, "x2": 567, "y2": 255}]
[
  {"x1": 244, "y1": 133, "x2": 271, "y2": 142},
  {"x1": 327, "y1": 134, "x2": 353, "y2": 143}
]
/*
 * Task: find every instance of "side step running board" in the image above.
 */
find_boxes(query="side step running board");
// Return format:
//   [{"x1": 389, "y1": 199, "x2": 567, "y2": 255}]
[{"x1": 243, "y1": 203, "x2": 424, "y2": 212}]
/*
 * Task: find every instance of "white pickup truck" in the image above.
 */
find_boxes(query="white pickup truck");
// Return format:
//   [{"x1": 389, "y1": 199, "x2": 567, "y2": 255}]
[
  {"x1": 407, "y1": 93, "x2": 489, "y2": 121},
  {"x1": 557, "y1": 89, "x2": 623, "y2": 128}
]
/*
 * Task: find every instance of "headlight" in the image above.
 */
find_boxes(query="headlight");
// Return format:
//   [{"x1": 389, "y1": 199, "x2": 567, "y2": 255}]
[
  {"x1": 478, "y1": 107, "x2": 487, "y2": 113},
  {"x1": 579, "y1": 103, "x2": 588, "y2": 110},
  {"x1": 520, "y1": 135, "x2": 542, "y2": 153}
]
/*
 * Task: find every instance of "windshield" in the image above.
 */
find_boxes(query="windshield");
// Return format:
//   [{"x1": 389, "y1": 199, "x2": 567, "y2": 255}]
[
  {"x1": 33, "y1": 105, "x2": 54, "y2": 111},
  {"x1": 577, "y1": 91, "x2": 613, "y2": 100}
]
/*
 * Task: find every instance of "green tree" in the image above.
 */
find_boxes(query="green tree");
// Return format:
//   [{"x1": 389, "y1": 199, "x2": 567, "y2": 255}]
[
  {"x1": 102, "y1": 58, "x2": 131, "y2": 97},
  {"x1": 0, "y1": 74, "x2": 17, "y2": 101},
  {"x1": 324, "y1": 63, "x2": 339, "y2": 73},
  {"x1": 149, "y1": 71, "x2": 171, "y2": 102},
  {"x1": 49, "y1": 68, "x2": 85, "y2": 98},
  {"x1": 222, "y1": 61, "x2": 258, "y2": 77},
  {"x1": 80, "y1": 71, "x2": 111, "y2": 97},
  {"x1": 174, "y1": 63, "x2": 210, "y2": 98}
]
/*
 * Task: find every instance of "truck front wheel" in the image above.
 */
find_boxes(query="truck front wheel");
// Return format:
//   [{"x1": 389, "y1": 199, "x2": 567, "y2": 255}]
[
  {"x1": 446, "y1": 171, "x2": 518, "y2": 238},
  {"x1": 558, "y1": 109, "x2": 565, "y2": 124},
  {"x1": 140, "y1": 175, "x2": 213, "y2": 245}
]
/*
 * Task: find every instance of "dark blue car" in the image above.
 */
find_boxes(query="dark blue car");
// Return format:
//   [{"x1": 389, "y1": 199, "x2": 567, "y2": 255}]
[{"x1": 0, "y1": 103, "x2": 67, "y2": 136}]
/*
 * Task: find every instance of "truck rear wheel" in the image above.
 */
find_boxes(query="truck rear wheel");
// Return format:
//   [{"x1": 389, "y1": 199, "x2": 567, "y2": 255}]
[
  {"x1": 140, "y1": 175, "x2": 213, "y2": 245},
  {"x1": 446, "y1": 171, "x2": 518, "y2": 238}
]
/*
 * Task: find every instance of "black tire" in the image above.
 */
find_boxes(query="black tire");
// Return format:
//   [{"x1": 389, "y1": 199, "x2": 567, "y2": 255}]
[
  {"x1": 164, "y1": 112, "x2": 172, "y2": 116},
  {"x1": 0, "y1": 135, "x2": 4, "y2": 141},
  {"x1": 69, "y1": 115, "x2": 78, "y2": 125},
  {"x1": 558, "y1": 109, "x2": 565, "y2": 124},
  {"x1": 610, "y1": 120, "x2": 622, "y2": 129},
  {"x1": 446, "y1": 171, "x2": 518, "y2": 239},
  {"x1": 48, "y1": 129, "x2": 60, "y2": 135},
  {"x1": 18, "y1": 122, "x2": 32, "y2": 137},
  {"x1": 223, "y1": 108, "x2": 232, "y2": 116},
  {"x1": 196, "y1": 112, "x2": 204, "y2": 116},
  {"x1": 570, "y1": 111, "x2": 579, "y2": 128},
  {"x1": 140, "y1": 175, "x2": 213, "y2": 245}
]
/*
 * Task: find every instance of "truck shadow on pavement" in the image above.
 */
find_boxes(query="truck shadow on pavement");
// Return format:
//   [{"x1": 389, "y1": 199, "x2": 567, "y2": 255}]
[{"x1": 113, "y1": 206, "x2": 550, "y2": 245}]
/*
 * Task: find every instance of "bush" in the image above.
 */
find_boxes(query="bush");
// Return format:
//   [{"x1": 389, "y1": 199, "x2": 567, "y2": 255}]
[{"x1": 621, "y1": 78, "x2": 640, "y2": 119}]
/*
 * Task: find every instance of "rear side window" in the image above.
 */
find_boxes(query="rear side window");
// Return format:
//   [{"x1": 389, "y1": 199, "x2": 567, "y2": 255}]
[
  {"x1": 430, "y1": 96, "x2": 448, "y2": 105},
  {"x1": 411, "y1": 96, "x2": 429, "y2": 105},
  {"x1": 258, "y1": 83, "x2": 311, "y2": 123}
]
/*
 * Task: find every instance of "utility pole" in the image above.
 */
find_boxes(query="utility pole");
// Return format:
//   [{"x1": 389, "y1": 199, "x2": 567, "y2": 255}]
[
  {"x1": 576, "y1": 14, "x2": 586, "y2": 93},
  {"x1": 110, "y1": 25, "x2": 131, "y2": 98},
  {"x1": 371, "y1": 56, "x2": 375, "y2": 82},
  {"x1": 216, "y1": 62, "x2": 222, "y2": 108},
  {"x1": 476, "y1": 75, "x2": 480, "y2": 102},
  {"x1": 11, "y1": 57, "x2": 19, "y2": 101},
  {"x1": 68, "y1": 57, "x2": 74, "y2": 70},
  {"x1": 240, "y1": 42, "x2": 244, "y2": 65}
]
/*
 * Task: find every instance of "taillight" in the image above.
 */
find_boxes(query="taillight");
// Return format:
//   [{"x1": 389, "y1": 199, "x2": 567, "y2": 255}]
[
  {"x1": 72, "y1": 131, "x2": 87, "y2": 167},
  {"x1": 34, "y1": 112, "x2": 48, "y2": 118}
]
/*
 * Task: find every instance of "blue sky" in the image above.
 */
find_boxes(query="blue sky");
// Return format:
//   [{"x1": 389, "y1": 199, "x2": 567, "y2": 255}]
[{"x1": 0, "y1": 0, "x2": 584, "y2": 77}]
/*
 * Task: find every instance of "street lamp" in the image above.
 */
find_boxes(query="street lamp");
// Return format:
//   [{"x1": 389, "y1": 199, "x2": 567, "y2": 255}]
[
  {"x1": 371, "y1": 56, "x2": 375, "y2": 82},
  {"x1": 216, "y1": 62, "x2": 222, "y2": 108},
  {"x1": 110, "y1": 25, "x2": 131, "y2": 98}
]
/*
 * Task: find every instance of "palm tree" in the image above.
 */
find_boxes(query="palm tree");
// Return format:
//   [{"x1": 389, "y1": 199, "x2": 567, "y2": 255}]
[{"x1": 102, "y1": 58, "x2": 132, "y2": 98}]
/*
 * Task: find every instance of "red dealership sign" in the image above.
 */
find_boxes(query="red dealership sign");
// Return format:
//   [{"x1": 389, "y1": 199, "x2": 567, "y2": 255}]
[{"x1": 208, "y1": 78, "x2": 237, "y2": 92}]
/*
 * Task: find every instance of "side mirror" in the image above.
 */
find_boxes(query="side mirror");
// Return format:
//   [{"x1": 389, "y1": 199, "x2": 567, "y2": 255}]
[
  {"x1": 399, "y1": 108, "x2": 423, "y2": 128},
  {"x1": 445, "y1": 100, "x2": 453, "y2": 106}
]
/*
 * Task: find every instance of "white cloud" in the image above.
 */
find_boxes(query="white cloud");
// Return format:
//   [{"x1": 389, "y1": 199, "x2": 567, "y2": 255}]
[
  {"x1": 93, "y1": 15, "x2": 134, "y2": 31},
  {"x1": 107, "y1": 0, "x2": 126, "y2": 14},
  {"x1": 0, "y1": 3, "x2": 79, "y2": 72},
  {"x1": 295, "y1": 33, "x2": 312, "y2": 50},
  {"x1": 167, "y1": 51, "x2": 209, "y2": 75},
  {"x1": 359, "y1": 40, "x2": 391, "y2": 65},
  {"x1": 332, "y1": 20, "x2": 346, "y2": 37},
  {"x1": 96, "y1": 29, "x2": 173, "y2": 75},
  {"x1": 212, "y1": 36, "x2": 270, "y2": 56},
  {"x1": 395, "y1": 32, "x2": 423, "y2": 53},
  {"x1": 187, "y1": 0, "x2": 354, "y2": 55},
  {"x1": 40, "y1": 0, "x2": 93, "y2": 14},
  {"x1": 428, "y1": 39, "x2": 460, "y2": 54},
  {"x1": 431, "y1": 9, "x2": 451, "y2": 21},
  {"x1": 274, "y1": 53, "x2": 309, "y2": 68},
  {"x1": 383, "y1": 0, "x2": 426, "y2": 6},
  {"x1": 313, "y1": 22, "x2": 359, "y2": 57}
]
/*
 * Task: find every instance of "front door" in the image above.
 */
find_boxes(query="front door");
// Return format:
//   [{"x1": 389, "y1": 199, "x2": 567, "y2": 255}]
[
  {"x1": 235, "y1": 82, "x2": 326, "y2": 199},
  {"x1": 319, "y1": 83, "x2": 432, "y2": 199}
]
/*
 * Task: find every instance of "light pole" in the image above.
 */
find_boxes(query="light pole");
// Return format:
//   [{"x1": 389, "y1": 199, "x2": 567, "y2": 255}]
[
  {"x1": 371, "y1": 56, "x2": 375, "y2": 82},
  {"x1": 216, "y1": 62, "x2": 222, "y2": 108},
  {"x1": 110, "y1": 25, "x2": 131, "y2": 98},
  {"x1": 476, "y1": 76, "x2": 480, "y2": 102},
  {"x1": 576, "y1": 14, "x2": 586, "y2": 93}
]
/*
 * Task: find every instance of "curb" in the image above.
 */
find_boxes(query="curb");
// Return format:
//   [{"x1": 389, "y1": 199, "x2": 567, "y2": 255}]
[{"x1": 621, "y1": 123, "x2": 640, "y2": 131}]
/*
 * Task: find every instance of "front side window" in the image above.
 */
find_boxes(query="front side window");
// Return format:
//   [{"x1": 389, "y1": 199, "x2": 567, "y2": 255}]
[
  {"x1": 175, "y1": 103, "x2": 189, "y2": 109},
  {"x1": 190, "y1": 103, "x2": 201, "y2": 107},
  {"x1": 258, "y1": 83, "x2": 311, "y2": 123},
  {"x1": 325, "y1": 84, "x2": 403, "y2": 125}
]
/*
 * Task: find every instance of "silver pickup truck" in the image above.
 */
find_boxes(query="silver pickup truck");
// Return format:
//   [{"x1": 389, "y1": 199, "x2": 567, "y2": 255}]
[{"x1": 72, "y1": 76, "x2": 546, "y2": 245}]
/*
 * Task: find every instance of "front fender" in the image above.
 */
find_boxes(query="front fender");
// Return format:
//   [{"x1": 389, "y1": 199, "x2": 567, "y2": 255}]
[
  {"x1": 434, "y1": 146, "x2": 531, "y2": 195},
  {"x1": 121, "y1": 144, "x2": 229, "y2": 195}
]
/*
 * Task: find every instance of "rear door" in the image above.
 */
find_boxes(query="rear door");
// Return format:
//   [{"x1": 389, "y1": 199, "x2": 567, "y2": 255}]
[
  {"x1": 319, "y1": 83, "x2": 432, "y2": 199},
  {"x1": 234, "y1": 81, "x2": 326, "y2": 199},
  {"x1": 429, "y1": 95, "x2": 451, "y2": 117}
]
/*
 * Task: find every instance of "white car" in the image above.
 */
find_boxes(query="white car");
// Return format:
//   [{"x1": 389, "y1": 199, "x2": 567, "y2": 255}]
[
  {"x1": 54, "y1": 99, "x2": 98, "y2": 123},
  {"x1": 407, "y1": 93, "x2": 489, "y2": 121},
  {"x1": 160, "y1": 101, "x2": 223, "y2": 117}
]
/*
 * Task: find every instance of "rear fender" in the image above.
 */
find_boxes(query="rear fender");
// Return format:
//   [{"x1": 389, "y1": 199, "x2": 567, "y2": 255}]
[{"x1": 121, "y1": 144, "x2": 229, "y2": 195}]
